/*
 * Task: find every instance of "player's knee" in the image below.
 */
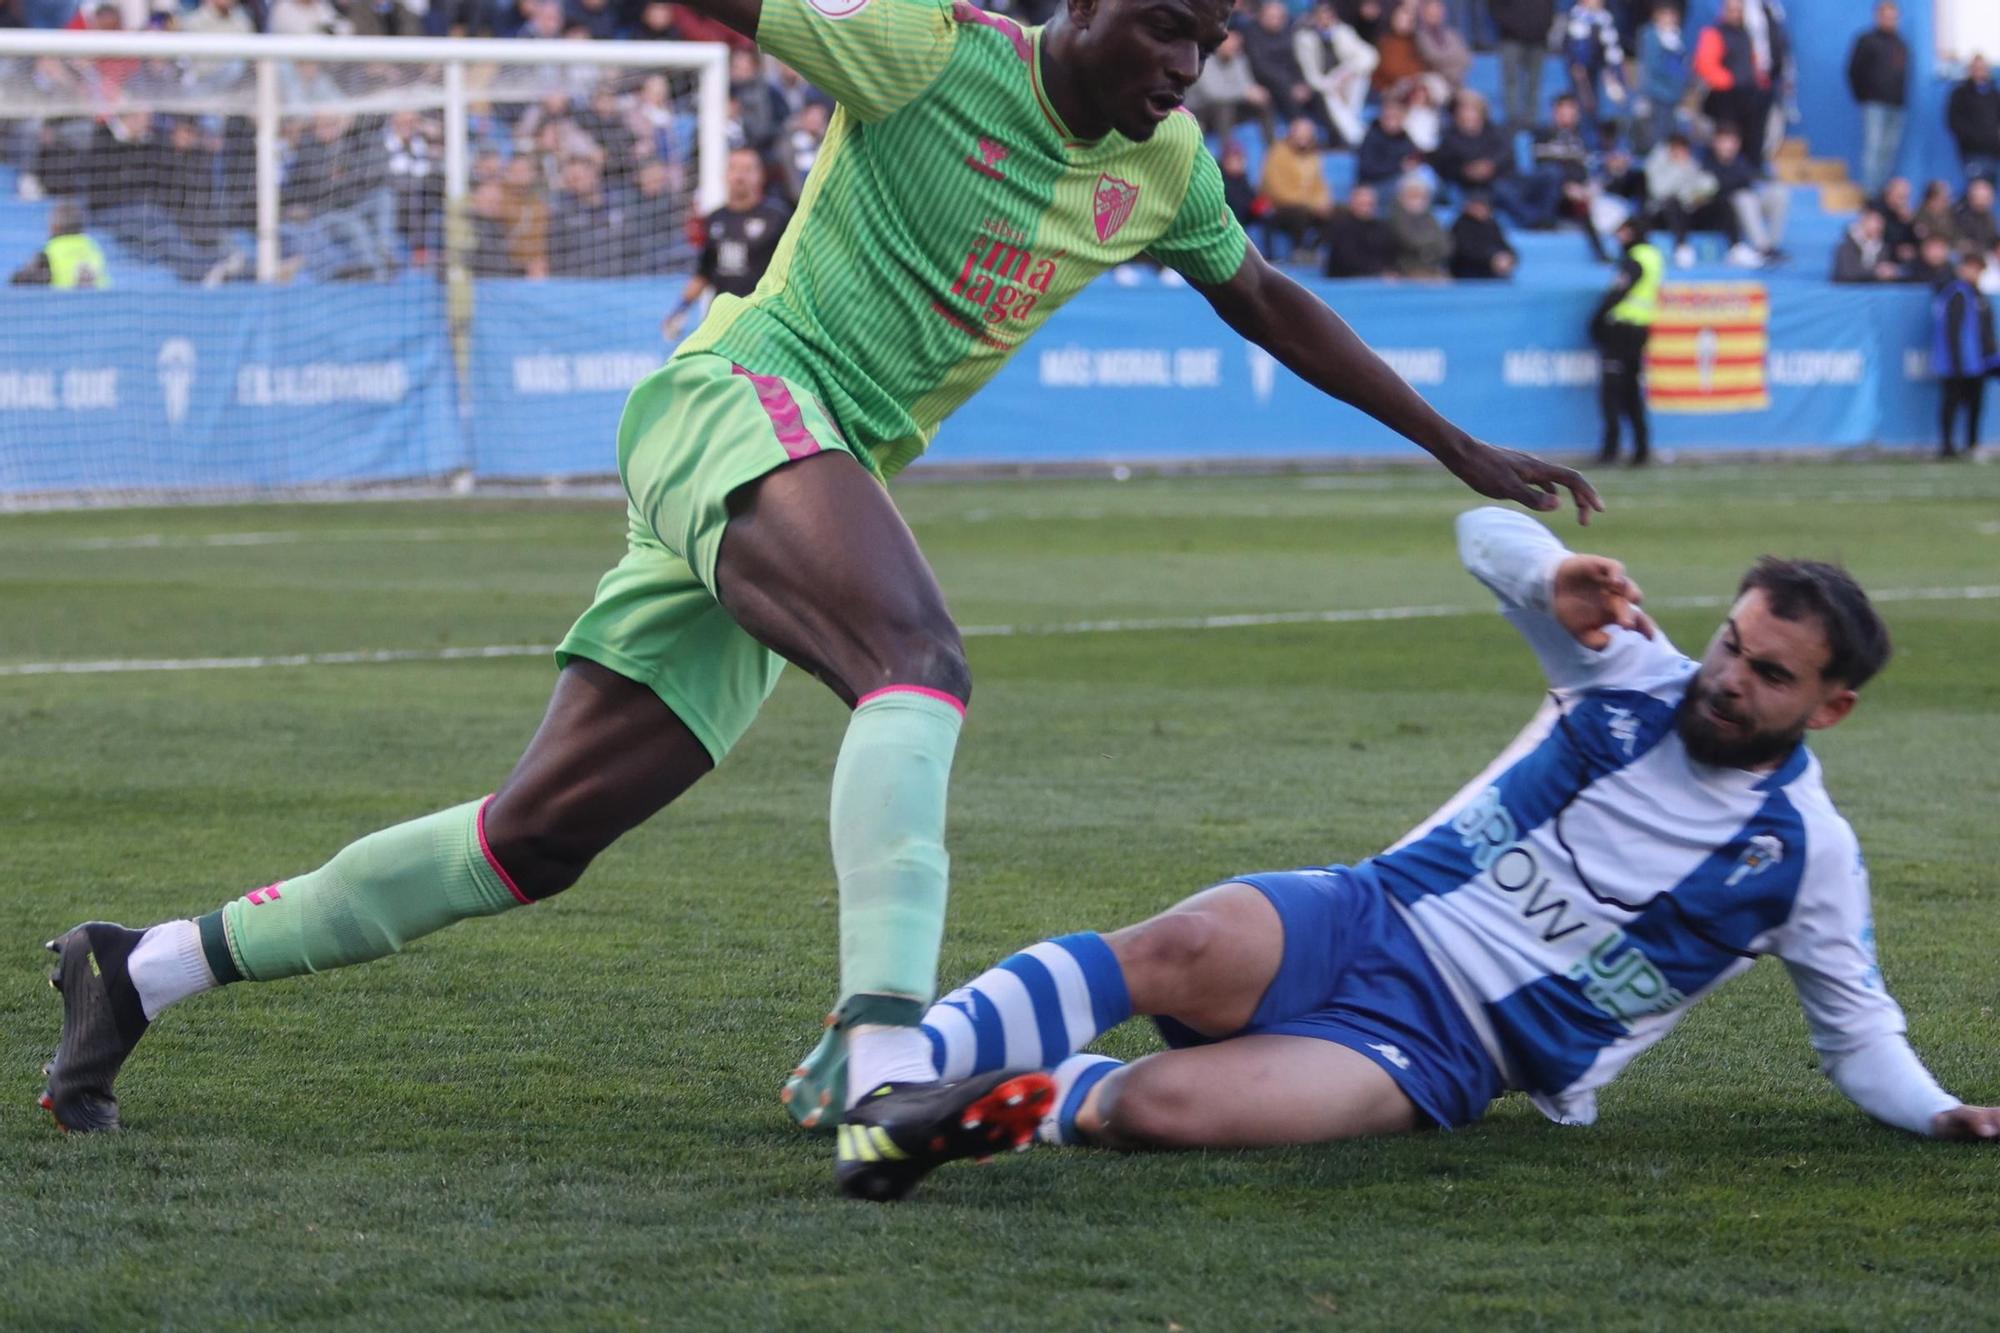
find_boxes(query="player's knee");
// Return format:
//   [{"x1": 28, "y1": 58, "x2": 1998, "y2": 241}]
[
  {"x1": 482, "y1": 790, "x2": 609, "y2": 898},
  {"x1": 1096, "y1": 1060, "x2": 1202, "y2": 1149},
  {"x1": 873, "y1": 621, "x2": 971, "y2": 705},
  {"x1": 1114, "y1": 908, "x2": 1219, "y2": 983}
]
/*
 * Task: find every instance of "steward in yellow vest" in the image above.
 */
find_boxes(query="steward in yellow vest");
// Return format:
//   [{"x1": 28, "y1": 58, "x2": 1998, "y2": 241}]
[
  {"x1": 10, "y1": 202, "x2": 110, "y2": 290},
  {"x1": 1589, "y1": 217, "x2": 1659, "y2": 465}
]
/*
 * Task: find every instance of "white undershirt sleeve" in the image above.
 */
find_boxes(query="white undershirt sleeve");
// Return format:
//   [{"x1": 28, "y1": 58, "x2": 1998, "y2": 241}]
[
  {"x1": 1820, "y1": 1035, "x2": 1959, "y2": 1137},
  {"x1": 1454, "y1": 507, "x2": 1677, "y2": 691},
  {"x1": 1775, "y1": 826, "x2": 1960, "y2": 1138}
]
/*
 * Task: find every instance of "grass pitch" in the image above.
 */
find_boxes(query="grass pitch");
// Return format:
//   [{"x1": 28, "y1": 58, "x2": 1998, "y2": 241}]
[{"x1": 2, "y1": 462, "x2": 1997, "y2": 1329}]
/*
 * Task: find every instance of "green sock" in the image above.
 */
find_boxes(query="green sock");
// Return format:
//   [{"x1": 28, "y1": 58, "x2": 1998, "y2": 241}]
[
  {"x1": 201, "y1": 798, "x2": 528, "y2": 984},
  {"x1": 830, "y1": 687, "x2": 966, "y2": 1021}
]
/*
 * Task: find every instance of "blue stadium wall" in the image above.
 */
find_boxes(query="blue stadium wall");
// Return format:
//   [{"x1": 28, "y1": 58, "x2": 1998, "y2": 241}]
[{"x1": 0, "y1": 275, "x2": 1956, "y2": 492}]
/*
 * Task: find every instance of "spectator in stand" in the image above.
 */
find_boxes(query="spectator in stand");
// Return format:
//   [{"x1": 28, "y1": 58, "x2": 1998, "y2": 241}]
[
  {"x1": 11, "y1": 201, "x2": 109, "y2": 288},
  {"x1": 1831, "y1": 207, "x2": 1902, "y2": 283},
  {"x1": 776, "y1": 100, "x2": 828, "y2": 203},
  {"x1": 1645, "y1": 130, "x2": 1730, "y2": 268},
  {"x1": 1244, "y1": 0, "x2": 1319, "y2": 133},
  {"x1": 1707, "y1": 124, "x2": 1787, "y2": 267},
  {"x1": 1449, "y1": 191, "x2": 1517, "y2": 279},
  {"x1": 625, "y1": 73, "x2": 679, "y2": 168},
  {"x1": 1530, "y1": 92, "x2": 1600, "y2": 245},
  {"x1": 82, "y1": 112, "x2": 219, "y2": 285},
  {"x1": 1956, "y1": 178, "x2": 1999, "y2": 255},
  {"x1": 1414, "y1": 0, "x2": 1471, "y2": 95},
  {"x1": 1695, "y1": 0, "x2": 1772, "y2": 170},
  {"x1": 1294, "y1": 3, "x2": 1377, "y2": 147},
  {"x1": 466, "y1": 177, "x2": 528, "y2": 277},
  {"x1": 1335, "y1": 0, "x2": 1384, "y2": 44},
  {"x1": 1915, "y1": 178, "x2": 1960, "y2": 247},
  {"x1": 283, "y1": 112, "x2": 399, "y2": 281},
  {"x1": 349, "y1": 0, "x2": 427, "y2": 35},
  {"x1": 1401, "y1": 78, "x2": 1445, "y2": 152},
  {"x1": 1188, "y1": 30, "x2": 1276, "y2": 146},
  {"x1": 625, "y1": 158, "x2": 687, "y2": 275},
  {"x1": 663, "y1": 147, "x2": 789, "y2": 337},
  {"x1": 383, "y1": 110, "x2": 444, "y2": 259},
  {"x1": 1435, "y1": 91, "x2": 1558, "y2": 228},
  {"x1": 179, "y1": 0, "x2": 251, "y2": 39},
  {"x1": 1219, "y1": 139, "x2": 1260, "y2": 229},
  {"x1": 1634, "y1": 5, "x2": 1688, "y2": 154},
  {"x1": 1360, "y1": 96, "x2": 1424, "y2": 188},
  {"x1": 497, "y1": 153, "x2": 550, "y2": 278},
  {"x1": 1564, "y1": 0, "x2": 1626, "y2": 147},
  {"x1": 1846, "y1": 2, "x2": 1909, "y2": 196},
  {"x1": 1490, "y1": 0, "x2": 1554, "y2": 132},
  {"x1": 1260, "y1": 115, "x2": 1336, "y2": 260},
  {"x1": 563, "y1": 0, "x2": 621, "y2": 39},
  {"x1": 159, "y1": 116, "x2": 247, "y2": 282},
  {"x1": 1388, "y1": 172, "x2": 1451, "y2": 277},
  {"x1": 630, "y1": 0, "x2": 679, "y2": 39},
  {"x1": 1876, "y1": 176, "x2": 1919, "y2": 267},
  {"x1": 572, "y1": 85, "x2": 643, "y2": 191},
  {"x1": 1323, "y1": 182, "x2": 1396, "y2": 277},
  {"x1": 266, "y1": 0, "x2": 344, "y2": 33},
  {"x1": 1933, "y1": 249, "x2": 1995, "y2": 457},
  {"x1": 729, "y1": 48, "x2": 788, "y2": 156},
  {"x1": 546, "y1": 154, "x2": 630, "y2": 278},
  {"x1": 1373, "y1": 4, "x2": 1447, "y2": 106},
  {"x1": 1949, "y1": 58, "x2": 2000, "y2": 186},
  {"x1": 1903, "y1": 233, "x2": 1955, "y2": 288}
]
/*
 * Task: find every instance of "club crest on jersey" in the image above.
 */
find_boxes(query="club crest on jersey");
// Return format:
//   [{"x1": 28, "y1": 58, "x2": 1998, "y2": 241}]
[
  {"x1": 1724, "y1": 833, "x2": 1785, "y2": 887},
  {"x1": 1094, "y1": 174, "x2": 1139, "y2": 242}
]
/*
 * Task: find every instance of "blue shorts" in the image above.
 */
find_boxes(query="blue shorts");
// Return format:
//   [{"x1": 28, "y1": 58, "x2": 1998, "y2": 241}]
[{"x1": 1155, "y1": 866, "x2": 1502, "y2": 1129}]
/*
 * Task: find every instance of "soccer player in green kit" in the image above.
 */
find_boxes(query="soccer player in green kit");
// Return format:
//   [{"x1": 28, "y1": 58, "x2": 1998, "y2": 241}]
[{"x1": 40, "y1": 0, "x2": 1602, "y2": 1201}]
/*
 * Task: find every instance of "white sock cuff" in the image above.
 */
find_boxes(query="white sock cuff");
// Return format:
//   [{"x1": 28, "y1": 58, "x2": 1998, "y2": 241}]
[{"x1": 128, "y1": 919, "x2": 218, "y2": 1020}]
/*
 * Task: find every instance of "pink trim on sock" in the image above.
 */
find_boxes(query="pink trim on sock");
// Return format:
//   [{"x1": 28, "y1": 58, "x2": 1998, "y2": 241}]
[
  {"x1": 476, "y1": 796, "x2": 534, "y2": 906},
  {"x1": 731, "y1": 365, "x2": 824, "y2": 461},
  {"x1": 244, "y1": 882, "x2": 284, "y2": 906},
  {"x1": 855, "y1": 684, "x2": 968, "y2": 717}
]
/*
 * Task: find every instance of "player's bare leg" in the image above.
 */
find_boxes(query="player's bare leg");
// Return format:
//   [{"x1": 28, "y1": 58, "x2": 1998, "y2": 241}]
[
  {"x1": 40, "y1": 662, "x2": 712, "y2": 1132},
  {"x1": 1080, "y1": 1036, "x2": 1422, "y2": 1148},
  {"x1": 713, "y1": 450, "x2": 1051, "y2": 1199}
]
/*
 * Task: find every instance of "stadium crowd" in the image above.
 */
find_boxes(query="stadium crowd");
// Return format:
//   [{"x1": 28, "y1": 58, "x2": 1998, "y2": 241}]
[{"x1": 3, "y1": 0, "x2": 2000, "y2": 294}]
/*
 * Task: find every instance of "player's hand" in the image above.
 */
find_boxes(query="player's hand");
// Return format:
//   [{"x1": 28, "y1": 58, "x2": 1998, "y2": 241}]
[
  {"x1": 1443, "y1": 441, "x2": 1604, "y2": 526},
  {"x1": 1553, "y1": 554, "x2": 1654, "y2": 649},
  {"x1": 661, "y1": 313, "x2": 686, "y2": 341},
  {"x1": 1931, "y1": 1104, "x2": 2000, "y2": 1141}
]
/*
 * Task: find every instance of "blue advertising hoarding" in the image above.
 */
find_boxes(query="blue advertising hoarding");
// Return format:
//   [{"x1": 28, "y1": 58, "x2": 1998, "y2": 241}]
[{"x1": 0, "y1": 278, "x2": 460, "y2": 494}]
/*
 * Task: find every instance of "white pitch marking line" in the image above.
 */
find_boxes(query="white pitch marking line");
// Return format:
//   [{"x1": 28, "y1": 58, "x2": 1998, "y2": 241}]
[
  {"x1": 2, "y1": 586, "x2": 1996, "y2": 679},
  {"x1": 3, "y1": 527, "x2": 525, "y2": 552}
]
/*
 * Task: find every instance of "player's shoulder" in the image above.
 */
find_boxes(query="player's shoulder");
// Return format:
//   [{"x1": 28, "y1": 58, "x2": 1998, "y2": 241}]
[{"x1": 943, "y1": 0, "x2": 1035, "y2": 58}]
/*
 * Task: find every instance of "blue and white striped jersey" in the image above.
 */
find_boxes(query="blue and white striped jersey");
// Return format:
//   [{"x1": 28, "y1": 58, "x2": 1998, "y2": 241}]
[{"x1": 1357, "y1": 508, "x2": 1941, "y2": 1128}]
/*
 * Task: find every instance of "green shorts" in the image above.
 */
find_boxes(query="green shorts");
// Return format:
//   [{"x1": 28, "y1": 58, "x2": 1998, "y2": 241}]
[{"x1": 556, "y1": 352, "x2": 867, "y2": 763}]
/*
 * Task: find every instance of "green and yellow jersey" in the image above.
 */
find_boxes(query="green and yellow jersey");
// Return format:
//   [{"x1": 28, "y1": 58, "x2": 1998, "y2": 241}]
[{"x1": 678, "y1": 0, "x2": 1249, "y2": 477}]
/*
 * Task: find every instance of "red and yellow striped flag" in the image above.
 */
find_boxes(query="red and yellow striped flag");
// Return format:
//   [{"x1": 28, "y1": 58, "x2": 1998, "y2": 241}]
[{"x1": 1646, "y1": 282, "x2": 1770, "y2": 414}]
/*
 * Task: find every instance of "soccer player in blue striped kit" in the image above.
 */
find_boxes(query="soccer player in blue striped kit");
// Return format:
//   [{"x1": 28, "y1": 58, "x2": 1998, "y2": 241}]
[{"x1": 791, "y1": 507, "x2": 2000, "y2": 1148}]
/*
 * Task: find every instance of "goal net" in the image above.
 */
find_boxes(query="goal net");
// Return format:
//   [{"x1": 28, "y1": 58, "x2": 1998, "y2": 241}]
[{"x1": 0, "y1": 30, "x2": 725, "y2": 507}]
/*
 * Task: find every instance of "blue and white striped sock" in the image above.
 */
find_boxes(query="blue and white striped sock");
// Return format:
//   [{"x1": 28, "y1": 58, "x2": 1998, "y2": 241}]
[
  {"x1": 921, "y1": 932, "x2": 1132, "y2": 1079},
  {"x1": 1037, "y1": 1053, "x2": 1124, "y2": 1145}
]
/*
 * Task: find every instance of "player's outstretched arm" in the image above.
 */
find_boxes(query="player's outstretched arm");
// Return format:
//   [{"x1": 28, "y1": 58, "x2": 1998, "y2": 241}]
[{"x1": 1189, "y1": 248, "x2": 1603, "y2": 524}]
